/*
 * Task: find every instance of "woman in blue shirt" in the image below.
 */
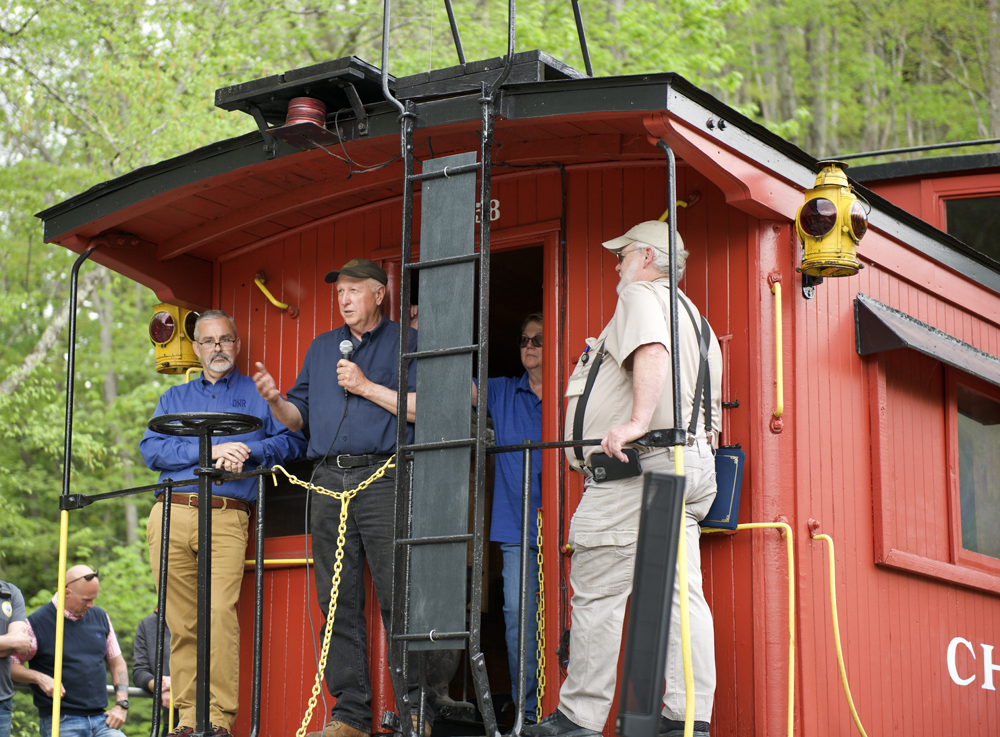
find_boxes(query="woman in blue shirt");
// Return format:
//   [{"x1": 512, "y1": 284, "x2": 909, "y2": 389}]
[{"x1": 474, "y1": 313, "x2": 543, "y2": 723}]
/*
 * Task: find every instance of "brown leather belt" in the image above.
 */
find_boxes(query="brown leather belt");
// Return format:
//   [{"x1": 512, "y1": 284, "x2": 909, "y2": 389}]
[{"x1": 167, "y1": 493, "x2": 249, "y2": 512}]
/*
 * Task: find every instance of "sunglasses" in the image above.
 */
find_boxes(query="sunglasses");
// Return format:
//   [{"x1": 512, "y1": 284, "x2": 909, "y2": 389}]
[
  {"x1": 518, "y1": 335, "x2": 543, "y2": 348},
  {"x1": 66, "y1": 570, "x2": 99, "y2": 586},
  {"x1": 615, "y1": 246, "x2": 643, "y2": 264}
]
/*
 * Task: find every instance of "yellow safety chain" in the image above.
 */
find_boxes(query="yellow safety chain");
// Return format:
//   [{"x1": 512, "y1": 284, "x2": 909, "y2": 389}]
[
  {"x1": 534, "y1": 509, "x2": 546, "y2": 721},
  {"x1": 271, "y1": 458, "x2": 396, "y2": 737}
]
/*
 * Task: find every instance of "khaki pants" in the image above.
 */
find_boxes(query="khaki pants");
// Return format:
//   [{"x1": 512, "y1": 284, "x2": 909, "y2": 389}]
[
  {"x1": 147, "y1": 501, "x2": 249, "y2": 729},
  {"x1": 558, "y1": 440, "x2": 718, "y2": 730}
]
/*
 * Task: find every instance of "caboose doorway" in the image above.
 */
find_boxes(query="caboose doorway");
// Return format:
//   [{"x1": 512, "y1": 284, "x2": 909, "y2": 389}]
[{"x1": 445, "y1": 242, "x2": 544, "y2": 729}]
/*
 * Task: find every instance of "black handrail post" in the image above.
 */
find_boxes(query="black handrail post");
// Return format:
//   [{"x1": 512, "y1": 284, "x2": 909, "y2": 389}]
[
  {"x1": 249, "y1": 472, "x2": 266, "y2": 737},
  {"x1": 62, "y1": 247, "x2": 96, "y2": 499},
  {"x1": 443, "y1": 0, "x2": 467, "y2": 66},
  {"x1": 655, "y1": 141, "x2": 683, "y2": 438},
  {"x1": 194, "y1": 436, "x2": 214, "y2": 736},
  {"x1": 570, "y1": 0, "x2": 594, "y2": 77},
  {"x1": 151, "y1": 483, "x2": 172, "y2": 737}
]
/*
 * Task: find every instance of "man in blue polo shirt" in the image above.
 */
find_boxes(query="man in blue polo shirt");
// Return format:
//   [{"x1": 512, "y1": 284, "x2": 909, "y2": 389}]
[
  {"x1": 141, "y1": 310, "x2": 306, "y2": 737},
  {"x1": 472, "y1": 313, "x2": 543, "y2": 724},
  {"x1": 253, "y1": 258, "x2": 428, "y2": 737}
]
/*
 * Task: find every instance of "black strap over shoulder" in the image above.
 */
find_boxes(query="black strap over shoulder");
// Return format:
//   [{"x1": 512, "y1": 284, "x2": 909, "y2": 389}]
[
  {"x1": 679, "y1": 299, "x2": 712, "y2": 440},
  {"x1": 572, "y1": 345, "x2": 605, "y2": 463}
]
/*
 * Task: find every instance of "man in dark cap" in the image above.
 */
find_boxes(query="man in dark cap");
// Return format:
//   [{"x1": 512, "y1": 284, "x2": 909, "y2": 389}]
[{"x1": 253, "y1": 258, "x2": 427, "y2": 737}]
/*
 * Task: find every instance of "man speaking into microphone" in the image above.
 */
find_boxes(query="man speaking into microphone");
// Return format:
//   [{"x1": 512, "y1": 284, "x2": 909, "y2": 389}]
[{"x1": 252, "y1": 258, "x2": 425, "y2": 737}]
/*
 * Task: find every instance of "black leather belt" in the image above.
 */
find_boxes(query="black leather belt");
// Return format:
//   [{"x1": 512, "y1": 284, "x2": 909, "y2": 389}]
[{"x1": 325, "y1": 453, "x2": 394, "y2": 469}]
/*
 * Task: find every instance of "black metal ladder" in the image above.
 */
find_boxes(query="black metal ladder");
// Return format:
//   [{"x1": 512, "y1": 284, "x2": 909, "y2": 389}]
[{"x1": 377, "y1": 3, "x2": 516, "y2": 737}]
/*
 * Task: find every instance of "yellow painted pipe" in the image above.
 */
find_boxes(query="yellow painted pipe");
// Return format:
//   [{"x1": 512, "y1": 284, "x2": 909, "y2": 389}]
[
  {"x1": 702, "y1": 522, "x2": 795, "y2": 737},
  {"x1": 52, "y1": 510, "x2": 70, "y2": 737},
  {"x1": 772, "y1": 281, "x2": 784, "y2": 418},
  {"x1": 657, "y1": 201, "x2": 689, "y2": 222},
  {"x1": 243, "y1": 558, "x2": 314, "y2": 567},
  {"x1": 254, "y1": 276, "x2": 289, "y2": 311},
  {"x1": 812, "y1": 533, "x2": 868, "y2": 737},
  {"x1": 673, "y1": 449, "x2": 695, "y2": 737}
]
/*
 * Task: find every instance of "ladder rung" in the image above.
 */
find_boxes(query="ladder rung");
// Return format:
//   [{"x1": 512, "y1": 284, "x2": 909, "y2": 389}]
[
  {"x1": 403, "y1": 253, "x2": 480, "y2": 271},
  {"x1": 407, "y1": 162, "x2": 482, "y2": 182},
  {"x1": 396, "y1": 533, "x2": 474, "y2": 547},
  {"x1": 404, "y1": 344, "x2": 477, "y2": 360}
]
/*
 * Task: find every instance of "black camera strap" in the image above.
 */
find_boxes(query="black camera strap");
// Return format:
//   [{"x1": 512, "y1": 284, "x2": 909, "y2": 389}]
[{"x1": 572, "y1": 342, "x2": 605, "y2": 463}]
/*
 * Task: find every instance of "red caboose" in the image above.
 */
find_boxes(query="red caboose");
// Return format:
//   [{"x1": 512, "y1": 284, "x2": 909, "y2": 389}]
[{"x1": 40, "y1": 51, "x2": 1000, "y2": 736}]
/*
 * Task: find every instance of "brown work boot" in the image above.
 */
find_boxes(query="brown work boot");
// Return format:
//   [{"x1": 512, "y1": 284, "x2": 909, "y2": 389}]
[
  {"x1": 306, "y1": 721, "x2": 371, "y2": 737},
  {"x1": 411, "y1": 715, "x2": 431, "y2": 737}
]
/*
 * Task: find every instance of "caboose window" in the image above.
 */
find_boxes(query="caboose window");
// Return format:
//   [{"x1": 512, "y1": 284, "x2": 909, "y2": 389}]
[
  {"x1": 956, "y1": 384, "x2": 1000, "y2": 559},
  {"x1": 945, "y1": 196, "x2": 1000, "y2": 264}
]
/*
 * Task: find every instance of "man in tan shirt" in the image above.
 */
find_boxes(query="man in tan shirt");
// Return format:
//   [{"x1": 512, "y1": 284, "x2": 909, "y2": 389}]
[{"x1": 526, "y1": 221, "x2": 722, "y2": 737}]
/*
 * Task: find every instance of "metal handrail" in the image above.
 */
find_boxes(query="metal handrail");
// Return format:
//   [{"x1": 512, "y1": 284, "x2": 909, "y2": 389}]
[{"x1": 772, "y1": 281, "x2": 784, "y2": 418}]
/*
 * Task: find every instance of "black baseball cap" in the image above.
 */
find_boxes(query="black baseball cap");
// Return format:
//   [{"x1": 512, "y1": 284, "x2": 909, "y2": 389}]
[{"x1": 324, "y1": 258, "x2": 388, "y2": 285}]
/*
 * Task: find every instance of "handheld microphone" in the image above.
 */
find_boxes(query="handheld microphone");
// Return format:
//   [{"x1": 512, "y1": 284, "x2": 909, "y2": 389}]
[{"x1": 339, "y1": 340, "x2": 354, "y2": 398}]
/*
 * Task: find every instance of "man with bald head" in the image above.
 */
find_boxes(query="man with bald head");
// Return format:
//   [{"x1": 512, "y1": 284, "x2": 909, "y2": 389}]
[{"x1": 11, "y1": 566, "x2": 129, "y2": 737}]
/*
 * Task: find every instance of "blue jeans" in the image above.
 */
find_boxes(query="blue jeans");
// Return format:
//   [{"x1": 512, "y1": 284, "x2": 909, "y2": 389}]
[
  {"x1": 500, "y1": 542, "x2": 539, "y2": 721},
  {"x1": 39, "y1": 713, "x2": 126, "y2": 737},
  {"x1": 0, "y1": 697, "x2": 12, "y2": 737}
]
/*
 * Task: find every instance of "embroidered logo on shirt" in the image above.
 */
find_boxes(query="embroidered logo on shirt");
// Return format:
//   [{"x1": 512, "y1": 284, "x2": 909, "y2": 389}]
[
  {"x1": 232, "y1": 399, "x2": 247, "y2": 408},
  {"x1": 1, "y1": 601, "x2": 11, "y2": 618}
]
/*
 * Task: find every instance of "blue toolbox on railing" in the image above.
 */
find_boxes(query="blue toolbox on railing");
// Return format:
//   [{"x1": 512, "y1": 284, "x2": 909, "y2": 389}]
[{"x1": 701, "y1": 445, "x2": 745, "y2": 530}]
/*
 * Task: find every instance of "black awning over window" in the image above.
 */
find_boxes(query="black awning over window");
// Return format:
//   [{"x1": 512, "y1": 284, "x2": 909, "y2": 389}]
[{"x1": 855, "y1": 293, "x2": 1000, "y2": 388}]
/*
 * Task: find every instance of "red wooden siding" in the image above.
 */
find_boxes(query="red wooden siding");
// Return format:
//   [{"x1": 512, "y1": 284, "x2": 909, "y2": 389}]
[{"x1": 792, "y1": 230, "x2": 1000, "y2": 737}]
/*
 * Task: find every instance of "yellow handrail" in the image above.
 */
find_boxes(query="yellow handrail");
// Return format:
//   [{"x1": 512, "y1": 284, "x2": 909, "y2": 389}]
[
  {"x1": 772, "y1": 281, "x2": 784, "y2": 418},
  {"x1": 811, "y1": 533, "x2": 868, "y2": 737},
  {"x1": 254, "y1": 275, "x2": 289, "y2": 311},
  {"x1": 702, "y1": 522, "x2": 795, "y2": 737},
  {"x1": 674, "y1": 450, "x2": 696, "y2": 737},
  {"x1": 51, "y1": 511, "x2": 70, "y2": 737},
  {"x1": 254, "y1": 271, "x2": 300, "y2": 318},
  {"x1": 243, "y1": 558, "x2": 313, "y2": 566}
]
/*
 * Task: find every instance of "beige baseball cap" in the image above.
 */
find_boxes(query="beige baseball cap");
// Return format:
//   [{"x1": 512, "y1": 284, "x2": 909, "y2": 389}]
[{"x1": 602, "y1": 220, "x2": 684, "y2": 253}]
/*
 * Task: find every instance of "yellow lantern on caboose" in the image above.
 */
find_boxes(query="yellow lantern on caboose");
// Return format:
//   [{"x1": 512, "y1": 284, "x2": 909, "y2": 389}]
[
  {"x1": 148, "y1": 303, "x2": 199, "y2": 374},
  {"x1": 796, "y1": 161, "x2": 868, "y2": 277}
]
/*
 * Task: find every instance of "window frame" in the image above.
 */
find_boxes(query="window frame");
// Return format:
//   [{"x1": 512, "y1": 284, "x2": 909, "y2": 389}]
[
  {"x1": 869, "y1": 357, "x2": 1000, "y2": 595},
  {"x1": 946, "y1": 368, "x2": 1000, "y2": 577}
]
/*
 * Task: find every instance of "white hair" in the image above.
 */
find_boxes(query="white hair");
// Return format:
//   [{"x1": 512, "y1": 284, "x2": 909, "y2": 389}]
[{"x1": 646, "y1": 240, "x2": 690, "y2": 279}]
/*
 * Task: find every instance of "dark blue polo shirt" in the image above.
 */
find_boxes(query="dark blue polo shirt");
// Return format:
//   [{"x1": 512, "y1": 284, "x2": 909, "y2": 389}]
[
  {"x1": 483, "y1": 373, "x2": 543, "y2": 543},
  {"x1": 286, "y1": 317, "x2": 417, "y2": 459}
]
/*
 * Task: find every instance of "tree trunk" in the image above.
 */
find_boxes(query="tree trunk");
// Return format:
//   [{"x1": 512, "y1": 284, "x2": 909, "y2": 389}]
[
  {"x1": 807, "y1": 19, "x2": 829, "y2": 156},
  {"x1": 0, "y1": 266, "x2": 104, "y2": 396},
  {"x1": 96, "y1": 276, "x2": 139, "y2": 544},
  {"x1": 989, "y1": 0, "x2": 1000, "y2": 136}
]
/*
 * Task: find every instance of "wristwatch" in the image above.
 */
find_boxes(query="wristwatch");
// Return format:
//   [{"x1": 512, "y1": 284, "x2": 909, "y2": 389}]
[{"x1": 115, "y1": 699, "x2": 130, "y2": 710}]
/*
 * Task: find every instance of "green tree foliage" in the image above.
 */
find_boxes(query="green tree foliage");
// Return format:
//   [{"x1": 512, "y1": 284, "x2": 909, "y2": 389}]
[{"x1": 723, "y1": 0, "x2": 1000, "y2": 158}]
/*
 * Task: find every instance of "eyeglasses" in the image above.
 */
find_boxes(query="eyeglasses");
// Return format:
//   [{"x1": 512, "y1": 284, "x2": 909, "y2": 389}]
[
  {"x1": 615, "y1": 246, "x2": 643, "y2": 264},
  {"x1": 196, "y1": 337, "x2": 236, "y2": 348},
  {"x1": 66, "y1": 570, "x2": 99, "y2": 586},
  {"x1": 518, "y1": 335, "x2": 543, "y2": 348}
]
